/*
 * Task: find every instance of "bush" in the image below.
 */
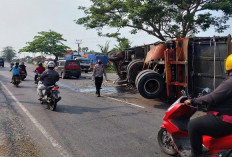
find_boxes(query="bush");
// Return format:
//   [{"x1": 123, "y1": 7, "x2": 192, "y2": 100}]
[{"x1": 106, "y1": 65, "x2": 116, "y2": 73}]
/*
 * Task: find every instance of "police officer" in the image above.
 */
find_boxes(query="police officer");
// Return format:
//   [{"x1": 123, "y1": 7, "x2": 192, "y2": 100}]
[{"x1": 92, "y1": 59, "x2": 108, "y2": 97}]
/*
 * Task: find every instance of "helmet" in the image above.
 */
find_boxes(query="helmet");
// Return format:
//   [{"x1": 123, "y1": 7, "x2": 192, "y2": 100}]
[
  {"x1": 15, "y1": 62, "x2": 19, "y2": 66},
  {"x1": 38, "y1": 62, "x2": 42, "y2": 66},
  {"x1": 47, "y1": 61, "x2": 55, "y2": 68},
  {"x1": 225, "y1": 54, "x2": 232, "y2": 71}
]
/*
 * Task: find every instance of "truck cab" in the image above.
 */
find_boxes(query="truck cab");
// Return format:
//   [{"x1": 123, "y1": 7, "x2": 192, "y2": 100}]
[{"x1": 75, "y1": 57, "x2": 91, "y2": 73}]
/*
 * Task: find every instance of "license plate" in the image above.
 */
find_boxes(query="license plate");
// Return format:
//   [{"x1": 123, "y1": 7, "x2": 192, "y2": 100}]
[{"x1": 71, "y1": 70, "x2": 76, "y2": 73}]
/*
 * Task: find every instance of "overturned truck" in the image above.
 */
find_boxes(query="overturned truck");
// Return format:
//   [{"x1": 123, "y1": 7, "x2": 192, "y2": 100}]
[
  {"x1": 136, "y1": 35, "x2": 232, "y2": 100},
  {"x1": 108, "y1": 44, "x2": 155, "y2": 85}
]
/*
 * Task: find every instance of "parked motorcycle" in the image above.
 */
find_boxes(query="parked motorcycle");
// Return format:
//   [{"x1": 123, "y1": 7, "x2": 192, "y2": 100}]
[
  {"x1": 39, "y1": 84, "x2": 61, "y2": 111},
  {"x1": 157, "y1": 94, "x2": 232, "y2": 157},
  {"x1": 12, "y1": 75, "x2": 21, "y2": 87},
  {"x1": 20, "y1": 70, "x2": 27, "y2": 81}
]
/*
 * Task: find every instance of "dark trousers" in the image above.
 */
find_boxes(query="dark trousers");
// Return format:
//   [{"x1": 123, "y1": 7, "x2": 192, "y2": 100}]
[
  {"x1": 95, "y1": 77, "x2": 103, "y2": 95},
  {"x1": 12, "y1": 75, "x2": 20, "y2": 82},
  {"x1": 188, "y1": 114, "x2": 232, "y2": 157},
  {"x1": 34, "y1": 74, "x2": 38, "y2": 81}
]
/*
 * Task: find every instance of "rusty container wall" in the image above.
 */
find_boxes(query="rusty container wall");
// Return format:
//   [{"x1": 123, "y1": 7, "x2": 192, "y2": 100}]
[
  {"x1": 188, "y1": 35, "x2": 231, "y2": 97},
  {"x1": 144, "y1": 44, "x2": 165, "y2": 64}
]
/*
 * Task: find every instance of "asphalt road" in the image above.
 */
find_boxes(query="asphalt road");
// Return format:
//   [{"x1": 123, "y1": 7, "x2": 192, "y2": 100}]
[{"x1": 0, "y1": 63, "x2": 171, "y2": 157}]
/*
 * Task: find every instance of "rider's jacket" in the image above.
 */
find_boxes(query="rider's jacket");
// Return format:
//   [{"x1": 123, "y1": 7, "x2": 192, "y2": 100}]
[
  {"x1": 191, "y1": 75, "x2": 232, "y2": 123},
  {"x1": 19, "y1": 65, "x2": 26, "y2": 71},
  {"x1": 12, "y1": 66, "x2": 21, "y2": 76},
  {"x1": 39, "y1": 69, "x2": 59, "y2": 86},
  {"x1": 35, "y1": 66, "x2": 45, "y2": 74}
]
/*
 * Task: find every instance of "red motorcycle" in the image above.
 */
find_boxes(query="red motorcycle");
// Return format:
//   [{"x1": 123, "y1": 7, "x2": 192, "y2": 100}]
[{"x1": 157, "y1": 95, "x2": 232, "y2": 157}]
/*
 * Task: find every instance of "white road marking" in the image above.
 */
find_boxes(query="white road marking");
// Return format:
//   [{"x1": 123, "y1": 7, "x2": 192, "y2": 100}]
[
  {"x1": 106, "y1": 97, "x2": 145, "y2": 109},
  {"x1": 0, "y1": 81, "x2": 71, "y2": 157}
]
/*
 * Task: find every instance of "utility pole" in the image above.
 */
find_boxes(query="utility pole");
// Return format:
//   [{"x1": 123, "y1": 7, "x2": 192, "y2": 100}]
[{"x1": 75, "y1": 40, "x2": 82, "y2": 55}]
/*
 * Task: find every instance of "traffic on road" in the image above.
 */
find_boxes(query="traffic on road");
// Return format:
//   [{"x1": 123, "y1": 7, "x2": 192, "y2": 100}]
[{"x1": 0, "y1": 63, "x2": 170, "y2": 157}]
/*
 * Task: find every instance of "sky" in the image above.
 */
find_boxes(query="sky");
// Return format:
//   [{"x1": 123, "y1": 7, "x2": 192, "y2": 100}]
[{"x1": 0, "y1": 0, "x2": 232, "y2": 58}]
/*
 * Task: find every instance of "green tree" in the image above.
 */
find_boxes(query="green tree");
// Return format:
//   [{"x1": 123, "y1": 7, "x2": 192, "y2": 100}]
[
  {"x1": 98, "y1": 41, "x2": 110, "y2": 54},
  {"x1": 19, "y1": 30, "x2": 70, "y2": 61},
  {"x1": 76, "y1": 0, "x2": 232, "y2": 41},
  {"x1": 1, "y1": 46, "x2": 16, "y2": 62},
  {"x1": 81, "y1": 47, "x2": 89, "y2": 54},
  {"x1": 115, "y1": 37, "x2": 131, "y2": 51}
]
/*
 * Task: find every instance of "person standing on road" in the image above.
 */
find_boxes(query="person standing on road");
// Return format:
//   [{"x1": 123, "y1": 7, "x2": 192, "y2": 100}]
[{"x1": 92, "y1": 59, "x2": 108, "y2": 97}]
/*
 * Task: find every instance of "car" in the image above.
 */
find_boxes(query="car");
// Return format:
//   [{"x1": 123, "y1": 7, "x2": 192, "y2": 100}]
[
  {"x1": 0, "y1": 58, "x2": 4, "y2": 67},
  {"x1": 75, "y1": 57, "x2": 91, "y2": 73},
  {"x1": 56, "y1": 60, "x2": 81, "y2": 79}
]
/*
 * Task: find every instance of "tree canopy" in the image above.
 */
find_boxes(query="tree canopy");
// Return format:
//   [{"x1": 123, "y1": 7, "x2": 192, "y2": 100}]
[
  {"x1": 76, "y1": 0, "x2": 232, "y2": 41},
  {"x1": 98, "y1": 41, "x2": 110, "y2": 54},
  {"x1": 1, "y1": 46, "x2": 16, "y2": 62},
  {"x1": 19, "y1": 30, "x2": 70, "y2": 61}
]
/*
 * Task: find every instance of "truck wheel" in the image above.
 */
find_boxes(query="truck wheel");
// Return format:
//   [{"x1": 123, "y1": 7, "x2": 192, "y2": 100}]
[
  {"x1": 137, "y1": 71, "x2": 164, "y2": 99},
  {"x1": 157, "y1": 128, "x2": 177, "y2": 155},
  {"x1": 108, "y1": 52, "x2": 122, "y2": 61},
  {"x1": 61, "y1": 73, "x2": 66, "y2": 79},
  {"x1": 127, "y1": 60, "x2": 144, "y2": 85},
  {"x1": 135, "y1": 70, "x2": 154, "y2": 88}
]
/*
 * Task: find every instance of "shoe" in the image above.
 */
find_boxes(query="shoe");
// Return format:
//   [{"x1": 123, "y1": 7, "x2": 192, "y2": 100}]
[
  {"x1": 56, "y1": 97, "x2": 62, "y2": 102},
  {"x1": 97, "y1": 95, "x2": 101, "y2": 97}
]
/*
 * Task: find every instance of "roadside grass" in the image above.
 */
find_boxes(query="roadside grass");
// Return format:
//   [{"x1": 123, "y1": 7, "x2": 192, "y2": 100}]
[{"x1": 106, "y1": 65, "x2": 116, "y2": 73}]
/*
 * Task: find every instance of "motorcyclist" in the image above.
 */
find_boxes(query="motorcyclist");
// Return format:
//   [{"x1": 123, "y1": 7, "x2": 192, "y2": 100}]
[
  {"x1": 37, "y1": 61, "x2": 59, "y2": 100},
  {"x1": 34, "y1": 62, "x2": 45, "y2": 81},
  {"x1": 184, "y1": 54, "x2": 232, "y2": 157},
  {"x1": 10, "y1": 62, "x2": 21, "y2": 83},
  {"x1": 19, "y1": 62, "x2": 27, "y2": 74}
]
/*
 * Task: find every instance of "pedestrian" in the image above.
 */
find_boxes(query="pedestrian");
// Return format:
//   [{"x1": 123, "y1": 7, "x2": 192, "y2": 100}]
[{"x1": 92, "y1": 59, "x2": 108, "y2": 97}]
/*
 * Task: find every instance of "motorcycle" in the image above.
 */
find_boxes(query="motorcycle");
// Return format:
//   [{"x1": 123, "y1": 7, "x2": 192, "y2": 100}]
[
  {"x1": 39, "y1": 83, "x2": 61, "y2": 111},
  {"x1": 20, "y1": 70, "x2": 27, "y2": 81},
  {"x1": 12, "y1": 75, "x2": 21, "y2": 87},
  {"x1": 157, "y1": 91, "x2": 232, "y2": 157},
  {"x1": 34, "y1": 71, "x2": 41, "y2": 85}
]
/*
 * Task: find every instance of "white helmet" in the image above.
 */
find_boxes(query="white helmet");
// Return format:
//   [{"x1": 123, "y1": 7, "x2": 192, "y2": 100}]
[{"x1": 47, "y1": 61, "x2": 55, "y2": 68}]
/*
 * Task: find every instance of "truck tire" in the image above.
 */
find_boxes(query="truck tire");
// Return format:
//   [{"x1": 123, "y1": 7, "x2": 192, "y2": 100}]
[
  {"x1": 127, "y1": 60, "x2": 144, "y2": 85},
  {"x1": 135, "y1": 70, "x2": 154, "y2": 88},
  {"x1": 108, "y1": 52, "x2": 122, "y2": 61},
  {"x1": 137, "y1": 71, "x2": 164, "y2": 99}
]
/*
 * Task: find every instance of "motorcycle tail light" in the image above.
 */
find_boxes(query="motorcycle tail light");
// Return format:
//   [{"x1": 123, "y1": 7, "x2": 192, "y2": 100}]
[{"x1": 53, "y1": 86, "x2": 59, "y2": 91}]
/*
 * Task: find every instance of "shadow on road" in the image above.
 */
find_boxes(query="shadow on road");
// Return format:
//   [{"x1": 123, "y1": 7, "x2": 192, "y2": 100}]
[{"x1": 55, "y1": 104, "x2": 131, "y2": 115}]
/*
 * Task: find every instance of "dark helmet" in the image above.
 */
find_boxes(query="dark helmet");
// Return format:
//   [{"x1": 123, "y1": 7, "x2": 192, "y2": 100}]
[
  {"x1": 15, "y1": 62, "x2": 19, "y2": 66},
  {"x1": 11, "y1": 62, "x2": 14, "y2": 65},
  {"x1": 38, "y1": 62, "x2": 43, "y2": 66}
]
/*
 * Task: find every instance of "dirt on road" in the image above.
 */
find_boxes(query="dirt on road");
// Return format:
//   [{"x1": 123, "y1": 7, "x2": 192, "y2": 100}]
[{"x1": 0, "y1": 88, "x2": 40, "y2": 157}]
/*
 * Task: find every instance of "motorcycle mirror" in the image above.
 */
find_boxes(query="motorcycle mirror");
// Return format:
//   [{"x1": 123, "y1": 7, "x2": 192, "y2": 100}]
[
  {"x1": 181, "y1": 90, "x2": 186, "y2": 96},
  {"x1": 202, "y1": 88, "x2": 211, "y2": 94}
]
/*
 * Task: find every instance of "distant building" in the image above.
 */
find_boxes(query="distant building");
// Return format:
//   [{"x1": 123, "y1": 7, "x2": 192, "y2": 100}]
[{"x1": 32, "y1": 56, "x2": 46, "y2": 64}]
